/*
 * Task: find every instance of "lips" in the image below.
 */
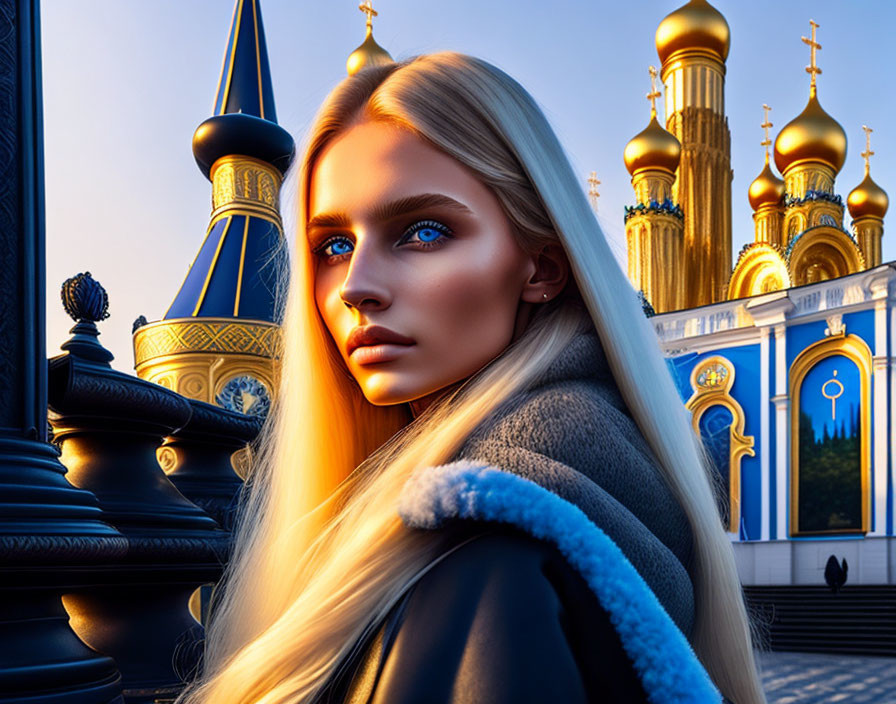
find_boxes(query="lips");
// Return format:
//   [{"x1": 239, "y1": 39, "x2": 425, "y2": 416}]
[{"x1": 346, "y1": 325, "x2": 416, "y2": 356}]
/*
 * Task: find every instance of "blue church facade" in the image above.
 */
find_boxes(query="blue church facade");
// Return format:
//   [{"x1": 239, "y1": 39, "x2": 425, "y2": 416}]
[{"x1": 658, "y1": 264, "x2": 896, "y2": 586}]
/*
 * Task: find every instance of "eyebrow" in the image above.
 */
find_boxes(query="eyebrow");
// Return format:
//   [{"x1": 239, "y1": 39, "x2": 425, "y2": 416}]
[{"x1": 307, "y1": 193, "x2": 475, "y2": 231}]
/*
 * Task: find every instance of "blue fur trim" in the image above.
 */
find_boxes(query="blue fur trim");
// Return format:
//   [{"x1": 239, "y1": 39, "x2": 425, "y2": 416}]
[{"x1": 398, "y1": 460, "x2": 721, "y2": 704}]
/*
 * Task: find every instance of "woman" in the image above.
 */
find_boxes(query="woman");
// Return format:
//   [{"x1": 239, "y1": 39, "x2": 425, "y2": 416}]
[{"x1": 178, "y1": 52, "x2": 766, "y2": 703}]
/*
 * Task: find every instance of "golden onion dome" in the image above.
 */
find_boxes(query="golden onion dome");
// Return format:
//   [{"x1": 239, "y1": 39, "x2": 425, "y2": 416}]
[
  {"x1": 773, "y1": 91, "x2": 847, "y2": 174},
  {"x1": 749, "y1": 158, "x2": 785, "y2": 210},
  {"x1": 624, "y1": 113, "x2": 682, "y2": 176},
  {"x1": 346, "y1": 26, "x2": 393, "y2": 76},
  {"x1": 655, "y1": 0, "x2": 730, "y2": 65},
  {"x1": 848, "y1": 170, "x2": 889, "y2": 219}
]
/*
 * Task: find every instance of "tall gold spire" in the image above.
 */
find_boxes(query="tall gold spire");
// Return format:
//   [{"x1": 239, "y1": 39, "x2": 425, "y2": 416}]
[
  {"x1": 346, "y1": 1, "x2": 394, "y2": 76},
  {"x1": 656, "y1": 0, "x2": 732, "y2": 308}
]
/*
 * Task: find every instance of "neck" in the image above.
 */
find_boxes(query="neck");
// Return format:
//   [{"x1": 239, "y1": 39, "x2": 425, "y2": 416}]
[{"x1": 408, "y1": 382, "x2": 462, "y2": 419}]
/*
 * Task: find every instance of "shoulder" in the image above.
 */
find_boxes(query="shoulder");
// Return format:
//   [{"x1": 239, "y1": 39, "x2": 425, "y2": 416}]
[
  {"x1": 333, "y1": 524, "x2": 649, "y2": 704},
  {"x1": 458, "y1": 374, "x2": 696, "y2": 590},
  {"x1": 389, "y1": 461, "x2": 719, "y2": 704}
]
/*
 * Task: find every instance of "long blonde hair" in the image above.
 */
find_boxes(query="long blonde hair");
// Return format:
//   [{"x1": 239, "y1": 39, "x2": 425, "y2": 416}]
[{"x1": 178, "y1": 52, "x2": 766, "y2": 704}]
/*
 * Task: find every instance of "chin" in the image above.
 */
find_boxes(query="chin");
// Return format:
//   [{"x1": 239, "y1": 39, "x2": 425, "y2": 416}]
[{"x1": 358, "y1": 374, "x2": 437, "y2": 407}]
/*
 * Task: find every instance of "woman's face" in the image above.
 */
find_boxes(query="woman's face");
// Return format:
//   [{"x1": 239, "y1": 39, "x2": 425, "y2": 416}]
[{"x1": 307, "y1": 119, "x2": 539, "y2": 408}]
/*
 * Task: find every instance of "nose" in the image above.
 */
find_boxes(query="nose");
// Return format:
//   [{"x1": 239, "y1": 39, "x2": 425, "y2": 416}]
[{"x1": 338, "y1": 244, "x2": 391, "y2": 311}]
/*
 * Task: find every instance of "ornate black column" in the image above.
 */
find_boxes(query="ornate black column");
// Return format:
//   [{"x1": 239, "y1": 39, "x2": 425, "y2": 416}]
[
  {"x1": 49, "y1": 274, "x2": 230, "y2": 703},
  {"x1": 0, "y1": 1, "x2": 127, "y2": 702}
]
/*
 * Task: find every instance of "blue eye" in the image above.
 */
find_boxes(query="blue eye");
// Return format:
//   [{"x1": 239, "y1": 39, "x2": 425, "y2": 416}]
[
  {"x1": 401, "y1": 220, "x2": 452, "y2": 247},
  {"x1": 317, "y1": 237, "x2": 353, "y2": 258}
]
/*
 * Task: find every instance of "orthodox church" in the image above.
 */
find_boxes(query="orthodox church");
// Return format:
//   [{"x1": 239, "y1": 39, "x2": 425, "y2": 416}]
[{"x1": 621, "y1": 0, "x2": 895, "y2": 650}]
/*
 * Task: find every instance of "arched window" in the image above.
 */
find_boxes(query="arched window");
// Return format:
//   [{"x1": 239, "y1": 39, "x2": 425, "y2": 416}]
[
  {"x1": 697, "y1": 404, "x2": 734, "y2": 525},
  {"x1": 789, "y1": 332, "x2": 871, "y2": 535},
  {"x1": 686, "y1": 357, "x2": 755, "y2": 534}
]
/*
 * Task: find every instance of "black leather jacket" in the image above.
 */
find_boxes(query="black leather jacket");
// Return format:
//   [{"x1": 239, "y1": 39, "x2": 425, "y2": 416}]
[{"x1": 320, "y1": 522, "x2": 649, "y2": 704}]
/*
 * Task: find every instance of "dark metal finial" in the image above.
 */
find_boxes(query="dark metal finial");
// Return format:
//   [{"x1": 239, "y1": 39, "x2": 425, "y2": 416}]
[
  {"x1": 61, "y1": 272, "x2": 110, "y2": 323},
  {"x1": 132, "y1": 315, "x2": 148, "y2": 334},
  {"x1": 58, "y1": 272, "x2": 114, "y2": 364}
]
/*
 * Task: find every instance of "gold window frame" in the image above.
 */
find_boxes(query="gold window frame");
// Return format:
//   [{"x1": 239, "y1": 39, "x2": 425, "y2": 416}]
[{"x1": 788, "y1": 331, "x2": 871, "y2": 536}]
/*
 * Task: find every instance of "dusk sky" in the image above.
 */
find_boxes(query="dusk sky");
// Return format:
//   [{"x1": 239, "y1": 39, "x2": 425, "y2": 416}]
[{"x1": 41, "y1": 1, "x2": 896, "y2": 371}]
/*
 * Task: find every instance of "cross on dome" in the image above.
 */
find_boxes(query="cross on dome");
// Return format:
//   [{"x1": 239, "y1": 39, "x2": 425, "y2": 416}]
[
  {"x1": 359, "y1": 0, "x2": 377, "y2": 28},
  {"x1": 587, "y1": 171, "x2": 601, "y2": 212},
  {"x1": 647, "y1": 66, "x2": 662, "y2": 118},
  {"x1": 760, "y1": 104, "x2": 773, "y2": 161},
  {"x1": 861, "y1": 125, "x2": 874, "y2": 172},
  {"x1": 801, "y1": 19, "x2": 822, "y2": 91}
]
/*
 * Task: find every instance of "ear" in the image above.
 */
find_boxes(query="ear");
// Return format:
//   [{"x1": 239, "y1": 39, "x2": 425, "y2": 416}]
[{"x1": 520, "y1": 243, "x2": 570, "y2": 303}]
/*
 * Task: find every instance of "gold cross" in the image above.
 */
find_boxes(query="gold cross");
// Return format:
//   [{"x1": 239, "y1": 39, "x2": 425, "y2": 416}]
[
  {"x1": 587, "y1": 171, "x2": 601, "y2": 211},
  {"x1": 647, "y1": 66, "x2": 661, "y2": 117},
  {"x1": 359, "y1": 0, "x2": 377, "y2": 29},
  {"x1": 861, "y1": 125, "x2": 874, "y2": 172},
  {"x1": 760, "y1": 104, "x2": 773, "y2": 159},
  {"x1": 801, "y1": 19, "x2": 822, "y2": 89}
]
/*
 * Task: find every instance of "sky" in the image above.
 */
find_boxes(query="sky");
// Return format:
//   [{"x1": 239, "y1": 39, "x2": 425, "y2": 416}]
[{"x1": 41, "y1": 0, "x2": 896, "y2": 372}]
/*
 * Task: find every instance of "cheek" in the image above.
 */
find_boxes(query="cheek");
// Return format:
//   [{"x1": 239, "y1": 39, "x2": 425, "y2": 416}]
[
  {"x1": 313, "y1": 266, "x2": 347, "y2": 333},
  {"x1": 413, "y1": 248, "x2": 524, "y2": 341}
]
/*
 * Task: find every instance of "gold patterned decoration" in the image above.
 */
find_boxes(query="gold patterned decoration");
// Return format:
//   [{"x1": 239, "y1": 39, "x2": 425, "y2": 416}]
[
  {"x1": 685, "y1": 355, "x2": 755, "y2": 533},
  {"x1": 136, "y1": 350, "x2": 277, "y2": 406},
  {"x1": 728, "y1": 243, "x2": 791, "y2": 299},
  {"x1": 787, "y1": 229, "x2": 865, "y2": 285},
  {"x1": 210, "y1": 155, "x2": 282, "y2": 228},
  {"x1": 788, "y1": 332, "x2": 872, "y2": 536},
  {"x1": 133, "y1": 318, "x2": 280, "y2": 363}
]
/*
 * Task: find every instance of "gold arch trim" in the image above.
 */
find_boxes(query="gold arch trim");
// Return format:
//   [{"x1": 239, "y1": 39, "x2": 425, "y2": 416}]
[
  {"x1": 685, "y1": 356, "x2": 755, "y2": 534},
  {"x1": 788, "y1": 332, "x2": 872, "y2": 536},
  {"x1": 727, "y1": 243, "x2": 791, "y2": 300},
  {"x1": 787, "y1": 227, "x2": 865, "y2": 286}
]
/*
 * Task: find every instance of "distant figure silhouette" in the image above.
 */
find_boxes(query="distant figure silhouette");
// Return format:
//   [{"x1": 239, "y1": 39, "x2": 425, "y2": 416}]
[{"x1": 824, "y1": 555, "x2": 848, "y2": 593}]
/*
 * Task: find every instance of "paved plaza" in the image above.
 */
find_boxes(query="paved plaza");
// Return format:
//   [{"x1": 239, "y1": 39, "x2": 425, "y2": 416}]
[{"x1": 757, "y1": 650, "x2": 896, "y2": 703}]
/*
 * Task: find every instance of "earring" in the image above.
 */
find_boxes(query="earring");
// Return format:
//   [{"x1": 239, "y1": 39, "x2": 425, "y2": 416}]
[{"x1": 542, "y1": 293, "x2": 548, "y2": 300}]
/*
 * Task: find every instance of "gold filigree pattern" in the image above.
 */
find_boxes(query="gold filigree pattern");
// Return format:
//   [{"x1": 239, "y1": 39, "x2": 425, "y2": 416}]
[
  {"x1": 211, "y1": 155, "x2": 281, "y2": 224},
  {"x1": 133, "y1": 318, "x2": 281, "y2": 364}
]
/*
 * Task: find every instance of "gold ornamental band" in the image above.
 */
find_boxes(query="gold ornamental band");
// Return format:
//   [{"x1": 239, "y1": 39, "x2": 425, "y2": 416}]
[
  {"x1": 133, "y1": 317, "x2": 281, "y2": 367},
  {"x1": 210, "y1": 155, "x2": 283, "y2": 223}
]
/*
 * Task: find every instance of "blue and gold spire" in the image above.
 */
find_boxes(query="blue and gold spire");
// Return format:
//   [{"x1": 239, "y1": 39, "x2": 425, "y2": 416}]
[
  {"x1": 163, "y1": 0, "x2": 294, "y2": 323},
  {"x1": 213, "y1": 0, "x2": 277, "y2": 120},
  {"x1": 134, "y1": 0, "x2": 294, "y2": 414}
]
